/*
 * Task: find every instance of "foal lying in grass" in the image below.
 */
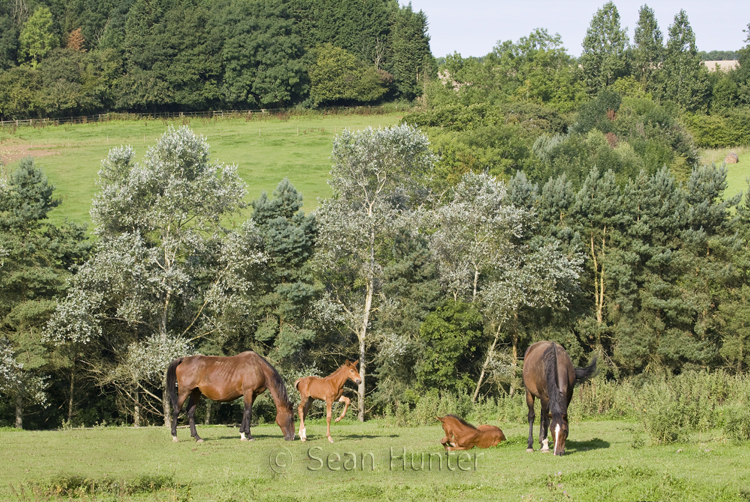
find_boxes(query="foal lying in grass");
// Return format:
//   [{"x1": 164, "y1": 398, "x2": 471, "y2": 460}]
[{"x1": 437, "y1": 415, "x2": 506, "y2": 451}]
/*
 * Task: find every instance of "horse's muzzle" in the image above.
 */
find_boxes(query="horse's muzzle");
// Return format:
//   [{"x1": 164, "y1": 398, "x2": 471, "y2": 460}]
[{"x1": 354, "y1": 379, "x2": 362, "y2": 385}]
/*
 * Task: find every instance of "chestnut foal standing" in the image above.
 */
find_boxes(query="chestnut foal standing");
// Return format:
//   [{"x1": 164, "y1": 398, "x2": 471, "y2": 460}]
[{"x1": 294, "y1": 360, "x2": 362, "y2": 443}]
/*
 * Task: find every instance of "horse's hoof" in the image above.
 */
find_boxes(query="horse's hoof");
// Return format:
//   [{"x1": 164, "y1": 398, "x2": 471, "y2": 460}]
[
  {"x1": 526, "y1": 448, "x2": 534, "y2": 453},
  {"x1": 328, "y1": 437, "x2": 334, "y2": 443},
  {"x1": 196, "y1": 438, "x2": 204, "y2": 443},
  {"x1": 240, "y1": 437, "x2": 248, "y2": 441},
  {"x1": 335, "y1": 418, "x2": 342, "y2": 423},
  {"x1": 300, "y1": 438, "x2": 307, "y2": 442},
  {"x1": 172, "y1": 437, "x2": 179, "y2": 443},
  {"x1": 541, "y1": 448, "x2": 550, "y2": 453}
]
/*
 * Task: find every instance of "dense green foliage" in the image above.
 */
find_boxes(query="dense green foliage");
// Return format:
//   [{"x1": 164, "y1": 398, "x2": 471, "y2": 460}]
[
  {"x1": 0, "y1": 158, "x2": 90, "y2": 427},
  {"x1": 0, "y1": 0, "x2": 435, "y2": 119},
  {"x1": 2, "y1": 120, "x2": 748, "y2": 431},
  {"x1": 2, "y1": 1, "x2": 750, "y2": 439}
]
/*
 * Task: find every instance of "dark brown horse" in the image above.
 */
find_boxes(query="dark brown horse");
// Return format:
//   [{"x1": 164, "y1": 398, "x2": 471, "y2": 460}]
[
  {"x1": 294, "y1": 359, "x2": 362, "y2": 443},
  {"x1": 522, "y1": 341, "x2": 597, "y2": 456},
  {"x1": 437, "y1": 415, "x2": 506, "y2": 451},
  {"x1": 166, "y1": 351, "x2": 295, "y2": 442}
]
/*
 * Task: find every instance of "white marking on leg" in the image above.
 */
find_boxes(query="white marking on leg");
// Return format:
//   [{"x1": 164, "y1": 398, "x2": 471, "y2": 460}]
[
  {"x1": 241, "y1": 432, "x2": 247, "y2": 441},
  {"x1": 541, "y1": 438, "x2": 549, "y2": 451},
  {"x1": 172, "y1": 436, "x2": 179, "y2": 443},
  {"x1": 300, "y1": 427, "x2": 306, "y2": 440},
  {"x1": 554, "y1": 424, "x2": 560, "y2": 455}
]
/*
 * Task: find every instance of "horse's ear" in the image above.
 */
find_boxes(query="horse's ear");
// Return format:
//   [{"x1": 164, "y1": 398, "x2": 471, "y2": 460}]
[
  {"x1": 352, "y1": 359, "x2": 359, "y2": 367},
  {"x1": 437, "y1": 416, "x2": 445, "y2": 422},
  {"x1": 344, "y1": 359, "x2": 350, "y2": 365}
]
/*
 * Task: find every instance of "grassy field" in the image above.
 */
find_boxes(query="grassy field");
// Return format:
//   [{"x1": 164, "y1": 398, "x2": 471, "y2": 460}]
[
  {"x1": 1, "y1": 116, "x2": 747, "y2": 232},
  {"x1": 2, "y1": 419, "x2": 749, "y2": 501},
  {"x1": 0, "y1": 112, "x2": 403, "y2": 228},
  {"x1": 700, "y1": 146, "x2": 749, "y2": 202}
]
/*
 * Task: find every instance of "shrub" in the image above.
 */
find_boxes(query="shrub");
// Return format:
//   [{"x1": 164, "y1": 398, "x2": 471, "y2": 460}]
[
  {"x1": 723, "y1": 404, "x2": 750, "y2": 441},
  {"x1": 684, "y1": 109, "x2": 750, "y2": 148}
]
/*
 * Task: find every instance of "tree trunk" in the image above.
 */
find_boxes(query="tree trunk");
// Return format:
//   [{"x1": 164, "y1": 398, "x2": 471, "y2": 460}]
[
  {"x1": 590, "y1": 229, "x2": 606, "y2": 325},
  {"x1": 68, "y1": 358, "x2": 76, "y2": 424},
  {"x1": 472, "y1": 324, "x2": 502, "y2": 403},
  {"x1": 15, "y1": 391, "x2": 23, "y2": 429},
  {"x1": 161, "y1": 290, "x2": 172, "y2": 429},
  {"x1": 134, "y1": 388, "x2": 141, "y2": 427},
  {"x1": 358, "y1": 277, "x2": 374, "y2": 422},
  {"x1": 509, "y1": 333, "x2": 519, "y2": 397}
]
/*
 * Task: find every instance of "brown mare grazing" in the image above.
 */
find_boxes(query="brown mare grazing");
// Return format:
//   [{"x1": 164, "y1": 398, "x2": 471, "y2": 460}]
[
  {"x1": 166, "y1": 351, "x2": 295, "y2": 442},
  {"x1": 294, "y1": 360, "x2": 362, "y2": 443},
  {"x1": 522, "y1": 341, "x2": 597, "y2": 456},
  {"x1": 437, "y1": 415, "x2": 506, "y2": 451}
]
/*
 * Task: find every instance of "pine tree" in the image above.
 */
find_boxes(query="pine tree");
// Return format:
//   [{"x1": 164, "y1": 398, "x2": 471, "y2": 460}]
[
  {"x1": 247, "y1": 178, "x2": 318, "y2": 363},
  {"x1": 0, "y1": 158, "x2": 90, "y2": 428},
  {"x1": 388, "y1": 4, "x2": 436, "y2": 100}
]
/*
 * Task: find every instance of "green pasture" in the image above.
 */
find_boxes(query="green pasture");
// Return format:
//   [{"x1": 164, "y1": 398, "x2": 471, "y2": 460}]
[
  {"x1": 700, "y1": 146, "x2": 750, "y2": 201},
  {"x1": 1, "y1": 115, "x2": 748, "y2": 233},
  {"x1": 2, "y1": 419, "x2": 749, "y2": 501},
  {"x1": 0, "y1": 113, "x2": 403, "y2": 228}
]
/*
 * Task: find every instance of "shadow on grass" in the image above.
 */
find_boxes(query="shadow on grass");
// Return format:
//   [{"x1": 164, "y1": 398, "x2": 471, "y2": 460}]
[
  {"x1": 496, "y1": 434, "x2": 610, "y2": 454},
  {"x1": 564, "y1": 437, "x2": 610, "y2": 454}
]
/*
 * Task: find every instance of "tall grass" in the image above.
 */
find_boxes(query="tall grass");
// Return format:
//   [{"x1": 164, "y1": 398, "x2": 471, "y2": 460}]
[{"x1": 386, "y1": 371, "x2": 750, "y2": 445}]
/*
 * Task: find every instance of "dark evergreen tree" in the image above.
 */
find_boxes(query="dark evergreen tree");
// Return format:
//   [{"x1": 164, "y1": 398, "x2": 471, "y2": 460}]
[
  {"x1": 388, "y1": 4, "x2": 436, "y2": 100},
  {"x1": 245, "y1": 178, "x2": 318, "y2": 365},
  {"x1": 0, "y1": 12, "x2": 19, "y2": 70},
  {"x1": 117, "y1": 0, "x2": 222, "y2": 111},
  {"x1": 0, "y1": 158, "x2": 90, "y2": 428},
  {"x1": 220, "y1": 0, "x2": 307, "y2": 108},
  {"x1": 289, "y1": 0, "x2": 394, "y2": 66}
]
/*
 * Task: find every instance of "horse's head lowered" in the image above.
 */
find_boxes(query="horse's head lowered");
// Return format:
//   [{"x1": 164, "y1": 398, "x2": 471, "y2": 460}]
[
  {"x1": 551, "y1": 413, "x2": 569, "y2": 456},
  {"x1": 345, "y1": 359, "x2": 362, "y2": 386},
  {"x1": 277, "y1": 401, "x2": 295, "y2": 441}
]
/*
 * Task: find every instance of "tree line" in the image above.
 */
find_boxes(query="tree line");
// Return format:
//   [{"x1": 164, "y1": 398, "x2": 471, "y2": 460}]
[
  {"x1": 0, "y1": 0, "x2": 436, "y2": 119},
  {"x1": 1, "y1": 123, "x2": 748, "y2": 429}
]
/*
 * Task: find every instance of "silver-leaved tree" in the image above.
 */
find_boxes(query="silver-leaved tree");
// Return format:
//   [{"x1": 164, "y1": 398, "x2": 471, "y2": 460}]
[
  {"x1": 313, "y1": 124, "x2": 436, "y2": 421},
  {"x1": 430, "y1": 172, "x2": 582, "y2": 400},
  {"x1": 46, "y1": 127, "x2": 265, "y2": 426}
]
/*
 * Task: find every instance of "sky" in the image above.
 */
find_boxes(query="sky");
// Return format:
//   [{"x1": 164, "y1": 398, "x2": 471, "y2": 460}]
[{"x1": 401, "y1": 0, "x2": 750, "y2": 58}]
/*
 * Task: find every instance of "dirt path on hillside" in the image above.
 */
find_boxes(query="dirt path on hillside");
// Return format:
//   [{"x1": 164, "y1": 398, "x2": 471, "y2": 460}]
[{"x1": 0, "y1": 140, "x2": 60, "y2": 166}]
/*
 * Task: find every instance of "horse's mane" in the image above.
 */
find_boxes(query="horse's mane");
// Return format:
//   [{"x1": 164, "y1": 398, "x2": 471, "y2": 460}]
[
  {"x1": 543, "y1": 343, "x2": 565, "y2": 416},
  {"x1": 256, "y1": 352, "x2": 293, "y2": 412},
  {"x1": 446, "y1": 414, "x2": 478, "y2": 430}
]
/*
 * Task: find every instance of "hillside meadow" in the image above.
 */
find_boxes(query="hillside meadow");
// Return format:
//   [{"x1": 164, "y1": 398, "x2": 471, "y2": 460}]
[
  {"x1": 2, "y1": 419, "x2": 750, "y2": 502},
  {"x1": 2, "y1": 113, "x2": 747, "y2": 230},
  {"x1": 0, "y1": 112, "x2": 403, "y2": 228}
]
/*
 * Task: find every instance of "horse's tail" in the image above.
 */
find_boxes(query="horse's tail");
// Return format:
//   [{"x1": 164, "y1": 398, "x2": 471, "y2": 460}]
[
  {"x1": 166, "y1": 357, "x2": 183, "y2": 412},
  {"x1": 294, "y1": 378, "x2": 302, "y2": 391},
  {"x1": 574, "y1": 356, "x2": 598, "y2": 384}
]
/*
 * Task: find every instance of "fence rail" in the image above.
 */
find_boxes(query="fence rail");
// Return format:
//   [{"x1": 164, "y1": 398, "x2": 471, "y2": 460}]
[{"x1": 0, "y1": 105, "x2": 402, "y2": 129}]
